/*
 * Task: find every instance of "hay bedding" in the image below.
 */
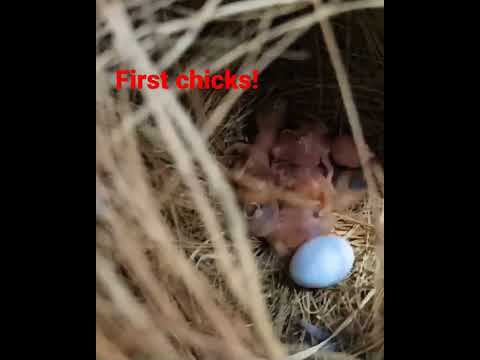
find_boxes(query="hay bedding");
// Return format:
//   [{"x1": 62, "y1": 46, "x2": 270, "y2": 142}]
[{"x1": 96, "y1": 1, "x2": 383, "y2": 359}]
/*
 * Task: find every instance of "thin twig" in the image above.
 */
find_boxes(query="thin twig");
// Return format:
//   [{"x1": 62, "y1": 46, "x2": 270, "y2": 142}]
[
  {"x1": 314, "y1": 0, "x2": 382, "y2": 201},
  {"x1": 155, "y1": 0, "x2": 384, "y2": 36}
]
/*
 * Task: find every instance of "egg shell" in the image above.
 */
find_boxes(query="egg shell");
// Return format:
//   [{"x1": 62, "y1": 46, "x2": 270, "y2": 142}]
[{"x1": 289, "y1": 235, "x2": 354, "y2": 288}]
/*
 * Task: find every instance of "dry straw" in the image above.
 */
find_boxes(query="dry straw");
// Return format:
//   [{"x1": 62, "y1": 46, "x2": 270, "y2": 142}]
[{"x1": 96, "y1": 1, "x2": 384, "y2": 359}]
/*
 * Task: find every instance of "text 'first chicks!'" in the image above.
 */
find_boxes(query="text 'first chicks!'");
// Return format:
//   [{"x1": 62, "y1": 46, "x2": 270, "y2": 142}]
[{"x1": 115, "y1": 69, "x2": 259, "y2": 90}]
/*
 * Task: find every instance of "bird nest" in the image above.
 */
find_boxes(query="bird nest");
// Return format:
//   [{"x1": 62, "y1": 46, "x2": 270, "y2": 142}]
[{"x1": 96, "y1": 1, "x2": 384, "y2": 360}]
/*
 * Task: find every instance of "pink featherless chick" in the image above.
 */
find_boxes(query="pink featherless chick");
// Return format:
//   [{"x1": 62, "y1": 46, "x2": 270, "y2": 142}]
[
  {"x1": 332, "y1": 168, "x2": 368, "y2": 211},
  {"x1": 267, "y1": 206, "x2": 336, "y2": 256},
  {"x1": 330, "y1": 134, "x2": 376, "y2": 210},
  {"x1": 267, "y1": 166, "x2": 369, "y2": 255},
  {"x1": 267, "y1": 164, "x2": 336, "y2": 256},
  {"x1": 330, "y1": 134, "x2": 375, "y2": 169},
  {"x1": 271, "y1": 120, "x2": 334, "y2": 181},
  {"x1": 227, "y1": 98, "x2": 288, "y2": 238}
]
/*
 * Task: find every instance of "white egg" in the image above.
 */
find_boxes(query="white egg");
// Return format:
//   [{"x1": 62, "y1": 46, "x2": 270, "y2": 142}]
[{"x1": 289, "y1": 235, "x2": 355, "y2": 288}]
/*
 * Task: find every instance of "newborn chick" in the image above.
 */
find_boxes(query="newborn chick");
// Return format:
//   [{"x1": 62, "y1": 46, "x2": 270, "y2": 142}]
[
  {"x1": 227, "y1": 145, "x2": 279, "y2": 238},
  {"x1": 268, "y1": 206, "x2": 335, "y2": 256},
  {"x1": 244, "y1": 201, "x2": 279, "y2": 238},
  {"x1": 331, "y1": 134, "x2": 363, "y2": 168},
  {"x1": 254, "y1": 97, "x2": 287, "y2": 151},
  {"x1": 333, "y1": 168, "x2": 367, "y2": 211},
  {"x1": 266, "y1": 167, "x2": 336, "y2": 256},
  {"x1": 271, "y1": 163, "x2": 334, "y2": 211},
  {"x1": 227, "y1": 98, "x2": 288, "y2": 238},
  {"x1": 235, "y1": 113, "x2": 337, "y2": 255},
  {"x1": 272, "y1": 120, "x2": 334, "y2": 181},
  {"x1": 227, "y1": 101, "x2": 369, "y2": 255}
]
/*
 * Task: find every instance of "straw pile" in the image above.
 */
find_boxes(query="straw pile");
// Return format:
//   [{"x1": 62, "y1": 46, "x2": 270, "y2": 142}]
[{"x1": 96, "y1": 1, "x2": 384, "y2": 359}]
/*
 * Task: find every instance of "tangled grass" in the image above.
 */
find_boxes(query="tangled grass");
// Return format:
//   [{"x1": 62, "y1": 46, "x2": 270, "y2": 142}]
[{"x1": 96, "y1": 1, "x2": 384, "y2": 359}]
